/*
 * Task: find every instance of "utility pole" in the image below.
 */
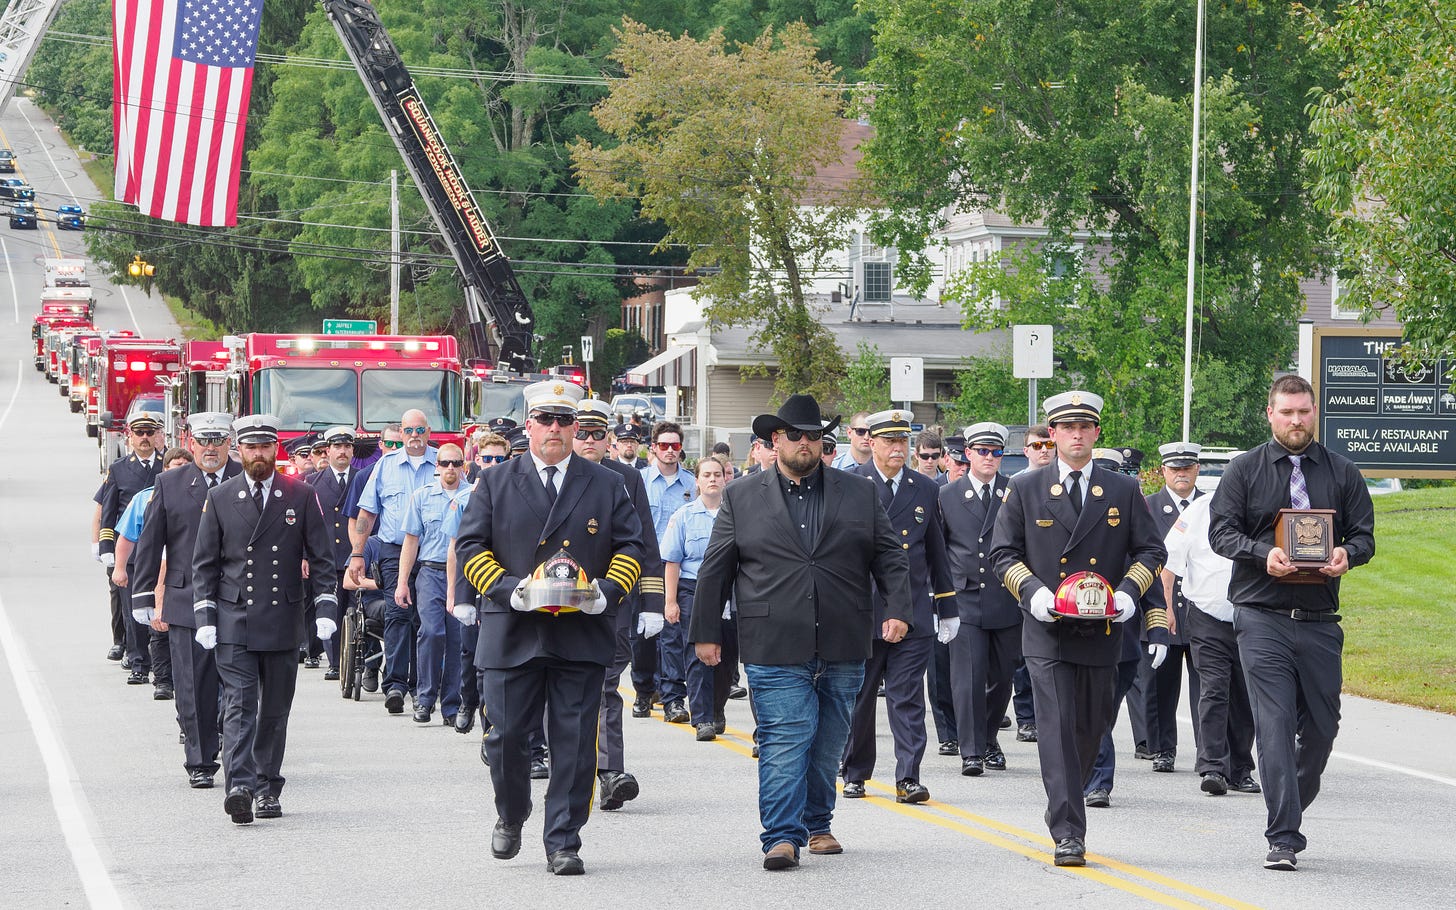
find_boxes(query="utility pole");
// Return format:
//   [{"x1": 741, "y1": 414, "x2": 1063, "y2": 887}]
[{"x1": 390, "y1": 168, "x2": 400, "y2": 335}]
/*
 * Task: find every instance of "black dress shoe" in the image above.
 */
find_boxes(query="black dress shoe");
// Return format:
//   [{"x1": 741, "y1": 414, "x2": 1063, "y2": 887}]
[
  {"x1": 413, "y1": 707, "x2": 433, "y2": 724},
  {"x1": 663, "y1": 700, "x2": 689, "y2": 724},
  {"x1": 224, "y1": 787, "x2": 254, "y2": 825},
  {"x1": 455, "y1": 708, "x2": 476, "y2": 734},
  {"x1": 631, "y1": 694, "x2": 652, "y2": 718},
  {"x1": 896, "y1": 779, "x2": 930, "y2": 804},
  {"x1": 547, "y1": 850, "x2": 584, "y2": 875},
  {"x1": 713, "y1": 716, "x2": 726, "y2": 735},
  {"x1": 303, "y1": 657, "x2": 320, "y2": 669},
  {"x1": 188, "y1": 770, "x2": 214, "y2": 789},
  {"x1": 490, "y1": 818, "x2": 524, "y2": 860},
  {"x1": 1200, "y1": 771, "x2": 1229, "y2": 795},
  {"x1": 984, "y1": 748, "x2": 1007, "y2": 771},
  {"x1": 384, "y1": 689, "x2": 405, "y2": 714},
  {"x1": 480, "y1": 732, "x2": 490, "y2": 766},
  {"x1": 751, "y1": 744, "x2": 759, "y2": 759},
  {"x1": 1054, "y1": 837, "x2": 1086, "y2": 867},
  {"x1": 961, "y1": 756, "x2": 984, "y2": 776},
  {"x1": 842, "y1": 780, "x2": 866, "y2": 798},
  {"x1": 530, "y1": 757, "x2": 550, "y2": 779},
  {"x1": 121, "y1": 656, "x2": 133, "y2": 670},
  {"x1": 106, "y1": 645, "x2": 124, "y2": 661},
  {"x1": 938, "y1": 740, "x2": 958, "y2": 756},
  {"x1": 728, "y1": 685, "x2": 747, "y2": 699},
  {"x1": 443, "y1": 714, "x2": 457, "y2": 727},
  {"x1": 361, "y1": 669, "x2": 379, "y2": 693},
  {"x1": 297, "y1": 649, "x2": 306, "y2": 664},
  {"x1": 323, "y1": 667, "x2": 339, "y2": 681},
  {"x1": 1016, "y1": 723, "x2": 1037, "y2": 743},
  {"x1": 695, "y1": 722, "x2": 717, "y2": 741},
  {"x1": 153, "y1": 684, "x2": 174, "y2": 700},
  {"x1": 255, "y1": 795, "x2": 282, "y2": 819},
  {"x1": 1134, "y1": 742, "x2": 1154, "y2": 760},
  {"x1": 1230, "y1": 773, "x2": 1262, "y2": 794},
  {"x1": 1000, "y1": 715, "x2": 1013, "y2": 729},
  {"x1": 1085, "y1": 788, "x2": 1111, "y2": 808},
  {"x1": 598, "y1": 770, "x2": 640, "y2": 810},
  {"x1": 127, "y1": 668, "x2": 149, "y2": 685},
  {"x1": 1152, "y1": 752, "x2": 1175, "y2": 773}
]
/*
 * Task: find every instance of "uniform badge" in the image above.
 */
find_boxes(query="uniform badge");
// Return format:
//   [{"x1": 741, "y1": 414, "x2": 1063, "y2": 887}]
[
  {"x1": 587, "y1": 518, "x2": 599, "y2": 535},
  {"x1": 237, "y1": 490, "x2": 247, "y2": 499},
  {"x1": 1091, "y1": 485, "x2": 1103, "y2": 497},
  {"x1": 1036, "y1": 519, "x2": 1054, "y2": 528},
  {"x1": 999, "y1": 488, "x2": 1008, "y2": 501},
  {"x1": 274, "y1": 489, "x2": 282, "y2": 497},
  {"x1": 285, "y1": 508, "x2": 297, "y2": 526},
  {"x1": 684, "y1": 491, "x2": 691, "y2": 501},
  {"x1": 914, "y1": 505, "x2": 925, "y2": 524},
  {"x1": 1163, "y1": 504, "x2": 1173, "y2": 514},
  {"x1": 1107, "y1": 506, "x2": 1121, "y2": 528},
  {"x1": 1050, "y1": 483, "x2": 1064, "y2": 496},
  {"x1": 965, "y1": 489, "x2": 974, "y2": 499}
]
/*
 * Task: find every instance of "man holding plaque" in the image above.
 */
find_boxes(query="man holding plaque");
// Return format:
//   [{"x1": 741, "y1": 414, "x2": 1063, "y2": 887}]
[
  {"x1": 990, "y1": 391, "x2": 1167, "y2": 867},
  {"x1": 1209, "y1": 374, "x2": 1375, "y2": 872},
  {"x1": 453, "y1": 380, "x2": 646, "y2": 876}
]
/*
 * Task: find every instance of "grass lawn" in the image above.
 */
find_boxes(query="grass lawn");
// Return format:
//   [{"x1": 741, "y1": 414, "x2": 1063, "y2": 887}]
[{"x1": 1339, "y1": 485, "x2": 1456, "y2": 713}]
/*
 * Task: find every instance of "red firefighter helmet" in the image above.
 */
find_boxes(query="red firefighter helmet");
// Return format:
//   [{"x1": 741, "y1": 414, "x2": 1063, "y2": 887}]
[{"x1": 1053, "y1": 571, "x2": 1116, "y2": 620}]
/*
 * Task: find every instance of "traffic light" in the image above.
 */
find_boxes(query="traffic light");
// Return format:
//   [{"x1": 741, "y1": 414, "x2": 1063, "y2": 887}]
[{"x1": 128, "y1": 254, "x2": 155, "y2": 278}]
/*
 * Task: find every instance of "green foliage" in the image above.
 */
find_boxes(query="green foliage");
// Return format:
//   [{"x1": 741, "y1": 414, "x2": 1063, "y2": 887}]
[
  {"x1": 26, "y1": 0, "x2": 114, "y2": 154},
  {"x1": 943, "y1": 354, "x2": 1066, "y2": 431},
  {"x1": 597, "y1": 328, "x2": 650, "y2": 390},
  {"x1": 837, "y1": 341, "x2": 890, "y2": 414},
  {"x1": 572, "y1": 20, "x2": 863, "y2": 403},
  {"x1": 1304, "y1": 0, "x2": 1456, "y2": 358}
]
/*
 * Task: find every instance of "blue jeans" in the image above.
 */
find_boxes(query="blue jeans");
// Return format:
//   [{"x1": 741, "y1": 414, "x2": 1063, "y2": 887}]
[
  {"x1": 675, "y1": 580, "x2": 715, "y2": 724},
  {"x1": 745, "y1": 658, "x2": 865, "y2": 852},
  {"x1": 379, "y1": 545, "x2": 419, "y2": 695},
  {"x1": 414, "y1": 566, "x2": 461, "y2": 715}
]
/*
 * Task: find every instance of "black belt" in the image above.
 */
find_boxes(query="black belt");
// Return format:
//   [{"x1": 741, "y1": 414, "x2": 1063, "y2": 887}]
[
  {"x1": 419, "y1": 560, "x2": 447, "y2": 570},
  {"x1": 1246, "y1": 605, "x2": 1341, "y2": 623}
]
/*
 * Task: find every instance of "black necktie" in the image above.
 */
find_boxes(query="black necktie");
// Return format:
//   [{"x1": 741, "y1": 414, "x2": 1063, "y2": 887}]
[
  {"x1": 543, "y1": 465, "x2": 558, "y2": 504},
  {"x1": 1179, "y1": 498, "x2": 1190, "y2": 511},
  {"x1": 981, "y1": 484, "x2": 991, "y2": 507},
  {"x1": 206, "y1": 473, "x2": 218, "y2": 489},
  {"x1": 338, "y1": 472, "x2": 347, "y2": 488},
  {"x1": 882, "y1": 476, "x2": 895, "y2": 505},
  {"x1": 252, "y1": 481, "x2": 264, "y2": 514},
  {"x1": 1067, "y1": 471, "x2": 1083, "y2": 515}
]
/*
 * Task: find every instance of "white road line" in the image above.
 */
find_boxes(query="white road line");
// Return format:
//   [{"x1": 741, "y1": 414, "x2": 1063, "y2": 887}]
[
  {"x1": 116, "y1": 284, "x2": 142, "y2": 334},
  {"x1": 0, "y1": 362, "x2": 123, "y2": 908},
  {"x1": 18, "y1": 99, "x2": 80, "y2": 201},
  {"x1": 2, "y1": 235, "x2": 17, "y2": 322}
]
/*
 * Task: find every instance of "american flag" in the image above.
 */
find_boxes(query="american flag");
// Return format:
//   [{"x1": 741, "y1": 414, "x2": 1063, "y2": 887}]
[{"x1": 113, "y1": 0, "x2": 265, "y2": 227}]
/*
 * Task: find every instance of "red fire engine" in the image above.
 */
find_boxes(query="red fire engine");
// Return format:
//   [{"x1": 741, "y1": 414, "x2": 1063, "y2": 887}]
[{"x1": 95, "y1": 338, "x2": 183, "y2": 472}]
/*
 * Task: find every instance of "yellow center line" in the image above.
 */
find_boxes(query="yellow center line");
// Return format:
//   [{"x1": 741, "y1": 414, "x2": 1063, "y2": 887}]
[
  {"x1": 620, "y1": 686, "x2": 1261, "y2": 909},
  {"x1": 0, "y1": 123, "x2": 65, "y2": 258}
]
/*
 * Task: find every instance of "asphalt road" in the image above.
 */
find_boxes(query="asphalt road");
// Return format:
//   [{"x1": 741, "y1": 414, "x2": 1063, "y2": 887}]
[{"x1": 3, "y1": 100, "x2": 1454, "y2": 910}]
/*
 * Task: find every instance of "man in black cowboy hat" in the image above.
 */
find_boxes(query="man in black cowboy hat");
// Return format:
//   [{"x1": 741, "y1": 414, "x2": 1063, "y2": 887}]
[{"x1": 690, "y1": 394, "x2": 912, "y2": 871}]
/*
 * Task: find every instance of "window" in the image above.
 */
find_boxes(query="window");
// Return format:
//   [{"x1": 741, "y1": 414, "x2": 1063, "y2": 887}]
[
  {"x1": 863, "y1": 261, "x2": 893, "y2": 302},
  {"x1": 1329, "y1": 273, "x2": 1359, "y2": 320},
  {"x1": 362, "y1": 369, "x2": 462, "y2": 431},
  {"x1": 254, "y1": 368, "x2": 356, "y2": 431}
]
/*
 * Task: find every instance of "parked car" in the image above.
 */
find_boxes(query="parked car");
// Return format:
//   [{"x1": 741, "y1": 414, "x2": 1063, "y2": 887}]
[
  {"x1": 1194, "y1": 447, "x2": 1246, "y2": 493},
  {"x1": 56, "y1": 203, "x2": 86, "y2": 230},
  {"x1": 0, "y1": 178, "x2": 35, "y2": 200},
  {"x1": 609, "y1": 393, "x2": 667, "y2": 424},
  {"x1": 9, "y1": 201, "x2": 37, "y2": 229},
  {"x1": 0, "y1": 149, "x2": 15, "y2": 173},
  {"x1": 1366, "y1": 477, "x2": 1403, "y2": 496}
]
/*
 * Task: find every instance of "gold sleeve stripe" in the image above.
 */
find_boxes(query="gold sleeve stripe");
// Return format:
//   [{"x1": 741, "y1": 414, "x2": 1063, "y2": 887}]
[
  {"x1": 933, "y1": 591, "x2": 956, "y2": 599},
  {"x1": 99, "y1": 529, "x2": 116, "y2": 541},
  {"x1": 1126, "y1": 563, "x2": 1157, "y2": 595},
  {"x1": 1003, "y1": 562, "x2": 1034, "y2": 600},
  {"x1": 638, "y1": 577, "x2": 665, "y2": 594},
  {"x1": 1144, "y1": 607, "x2": 1169, "y2": 631},
  {"x1": 606, "y1": 554, "x2": 642, "y2": 590},
  {"x1": 463, "y1": 551, "x2": 506, "y2": 593}
]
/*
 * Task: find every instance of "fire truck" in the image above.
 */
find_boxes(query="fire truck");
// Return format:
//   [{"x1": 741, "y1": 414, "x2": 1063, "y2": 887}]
[
  {"x1": 40, "y1": 285, "x2": 96, "y2": 321},
  {"x1": 77, "y1": 332, "x2": 136, "y2": 436},
  {"x1": 32, "y1": 304, "x2": 92, "y2": 370},
  {"x1": 95, "y1": 338, "x2": 183, "y2": 472}
]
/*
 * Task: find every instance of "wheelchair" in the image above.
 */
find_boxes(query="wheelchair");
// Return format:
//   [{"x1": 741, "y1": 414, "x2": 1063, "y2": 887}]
[{"x1": 340, "y1": 563, "x2": 387, "y2": 701}]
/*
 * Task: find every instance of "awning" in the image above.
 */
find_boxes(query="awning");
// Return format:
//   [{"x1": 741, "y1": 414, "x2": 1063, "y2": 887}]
[{"x1": 627, "y1": 344, "x2": 696, "y2": 387}]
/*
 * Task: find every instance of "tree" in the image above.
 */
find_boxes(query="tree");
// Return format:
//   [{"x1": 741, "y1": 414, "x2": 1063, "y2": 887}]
[
  {"x1": 1304, "y1": 0, "x2": 1456, "y2": 358},
  {"x1": 860, "y1": 0, "x2": 1338, "y2": 450},
  {"x1": 943, "y1": 353, "x2": 1065, "y2": 431},
  {"x1": 837, "y1": 341, "x2": 891, "y2": 414},
  {"x1": 572, "y1": 19, "x2": 864, "y2": 404}
]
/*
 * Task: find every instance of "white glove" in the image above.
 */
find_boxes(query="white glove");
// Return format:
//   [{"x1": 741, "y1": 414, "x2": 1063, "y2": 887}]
[
  {"x1": 510, "y1": 580, "x2": 530, "y2": 612},
  {"x1": 637, "y1": 611, "x2": 665, "y2": 639},
  {"x1": 1113, "y1": 591, "x2": 1137, "y2": 623},
  {"x1": 131, "y1": 607, "x2": 154, "y2": 624},
  {"x1": 452, "y1": 603, "x2": 478, "y2": 625},
  {"x1": 315, "y1": 618, "x2": 337, "y2": 640},
  {"x1": 195, "y1": 626, "x2": 217, "y2": 650},
  {"x1": 100, "y1": 552, "x2": 115, "y2": 569},
  {"x1": 936, "y1": 615, "x2": 961, "y2": 644},
  {"x1": 582, "y1": 580, "x2": 609, "y2": 616},
  {"x1": 1148, "y1": 643, "x2": 1168, "y2": 669},
  {"x1": 1029, "y1": 587, "x2": 1056, "y2": 623},
  {"x1": 91, "y1": 542, "x2": 100, "y2": 561}
]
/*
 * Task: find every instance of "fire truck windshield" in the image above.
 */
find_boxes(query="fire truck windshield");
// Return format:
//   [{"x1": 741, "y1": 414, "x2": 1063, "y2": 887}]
[
  {"x1": 254, "y1": 368, "x2": 357, "y2": 430},
  {"x1": 361, "y1": 369, "x2": 462, "y2": 431}
]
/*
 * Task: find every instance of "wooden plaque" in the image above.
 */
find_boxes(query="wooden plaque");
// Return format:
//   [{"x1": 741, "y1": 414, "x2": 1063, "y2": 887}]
[{"x1": 1274, "y1": 508, "x2": 1337, "y2": 584}]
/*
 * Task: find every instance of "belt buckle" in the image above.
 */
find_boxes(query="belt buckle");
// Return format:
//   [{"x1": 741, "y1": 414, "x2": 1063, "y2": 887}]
[{"x1": 1289, "y1": 608, "x2": 1308, "y2": 621}]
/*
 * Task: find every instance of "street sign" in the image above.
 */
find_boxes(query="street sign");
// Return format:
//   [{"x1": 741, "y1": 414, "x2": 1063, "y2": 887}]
[
  {"x1": 580, "y1": 335, "x2": 594, "y2": 363},
  {"x1": 890, "y1": 356, "x2": 924, "y2": 403},
  {"x1": 1313, "y1": 327, "x2": 1456, "y2": 478},
  {"x1": 323, "y1": 318, "x2": 377, "y2": 335},
  {"x1": 1013, "y1": 324, "x2": 1054, "y2": 378}
]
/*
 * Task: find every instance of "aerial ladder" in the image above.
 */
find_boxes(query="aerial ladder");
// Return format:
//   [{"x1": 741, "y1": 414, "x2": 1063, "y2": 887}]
[
  {"x1": 323, "y1": 0, "x2": 537, "y2": 372},
  {"x1": 0, "y1": 0, "x2": 68, "y2": 113}
]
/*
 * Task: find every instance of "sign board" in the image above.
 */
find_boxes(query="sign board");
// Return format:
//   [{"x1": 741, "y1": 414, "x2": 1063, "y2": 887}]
[
  {"x1": 323, "y1": 318, "x2": 377, "y2": 335},
  {"x1": 890, "y1": 356, "x2": 924, "y2": 403},
  {"x1": 1013, "y1": 324, "x2": 1054, "y2": 379},
  {"x1": 1313, "y1": 327, "x2": 1456, "y2": 478},
  {"x1": 580, "y1": 335, "x2": 594, "y2": 363}
]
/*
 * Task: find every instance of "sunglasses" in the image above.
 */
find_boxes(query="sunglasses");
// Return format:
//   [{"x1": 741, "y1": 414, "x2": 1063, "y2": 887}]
[
  {"x1": 849, "y1": 427, "x2": 870, "y2": 437},
  {"x1": 655, "y1": 441, "x2": 682, "y2": 451},
  {"x1": 477, "y1": 454, "x2": 508, "y2": 464},
  {"x1": 131, "y1": 428, "x2": 159, "y2": 436},
  {"x1": 970, "y1": 447, "x2": 1005, "y2": 458},
  {"x1": 437, "y1": 459, "x2": 465, "y2": 467},
  {"x1": 194, "y1": 435, "x2": 228, "y2": 446},
  {"x1": 918, "y1": 451, "x2": 942, "y2": 460},
  {"x1": 1025, "y1": 440, "x2": 1055, "y2": 451},
  {"x1": 532, "y1": 413, "x2": 576, "y2": 427},
  {"x1": 402, "y1": 426, "x2": 429, "y2": 436},
  {"x1": 381, "y1": 440, "x2": 404, "y2": 450},
  {"x1": 780, "y1": 429, "x2": 822, "y2": 442},
  {"x1": 575, "y1": 429, "x2": 608, "y2": 441}
]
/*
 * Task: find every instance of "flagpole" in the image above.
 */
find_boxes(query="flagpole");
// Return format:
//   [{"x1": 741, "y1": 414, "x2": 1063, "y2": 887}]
[{"x1": 1181, "y1": 0, "x2": 1205, "y2": 442}]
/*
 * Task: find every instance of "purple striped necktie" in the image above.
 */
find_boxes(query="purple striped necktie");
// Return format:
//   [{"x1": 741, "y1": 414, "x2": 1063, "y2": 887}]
[{"x1": 1289, "y1": 455, "x2": 1310, "y2": 509}]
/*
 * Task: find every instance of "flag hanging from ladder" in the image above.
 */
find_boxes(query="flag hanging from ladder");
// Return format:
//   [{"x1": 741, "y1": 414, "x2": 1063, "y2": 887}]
[{"x1": 113, "y1": 0, "x2": 264, "y2": 227}]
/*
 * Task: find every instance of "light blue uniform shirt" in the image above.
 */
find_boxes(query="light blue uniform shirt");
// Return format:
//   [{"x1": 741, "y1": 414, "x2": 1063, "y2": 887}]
[
  {"x1": 118, "y1": 486, "x2": 155, "y2": 543},
  {"x1": 357, "y1": 447, "x2": 438, "y2": 544},
  {"x1": 660, "y1": 499, "x2": 719, "y2": 581},
  {"x1": 440, "y1": 484, "x2": 474, "y2": 540},
  {"x1": 402, "y1": 480, "x2": 469, "y2": 562},
  {"x1": 831, "y1": 450, "x2": 866, "y2": 471},
  {"x1": 641, "y1": 463, "x2": 696, "y2": 540}
]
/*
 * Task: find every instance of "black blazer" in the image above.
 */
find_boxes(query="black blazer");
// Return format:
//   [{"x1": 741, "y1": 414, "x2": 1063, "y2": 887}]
[
  {"x1": 131, "y1": 461, "x2": 241, "y2": 627},
  {"x1": 688, "y1": 465, "x2": 913, "y2": 665},
  {"x1": 192, "y1": 472, "x2": 339, "y2": 651},
  {"x1": 990, "y1": 462, "x2": 1167, "y2": 667},
  {"x1": 939, "y1": 474, "x2": 1021, "y2": 629},
  {"x1": 1145, "y1": 487, "x2": 1202, "y2": 645},
  {"x1": 98, "y1": 452, "x2": 164, "y2": 557},
  {"x1": 851, "y1": 462, "x2": 957, "y2": 639},
  {"x1": 601, "y1": 458, "x2": 664, "y2": 616},
  {"x1": 307, "y1": 466, "x2": 356, "y2": 570},
  {"x1": 454, "y1": 454, "x2": 646, "y2": 669}
]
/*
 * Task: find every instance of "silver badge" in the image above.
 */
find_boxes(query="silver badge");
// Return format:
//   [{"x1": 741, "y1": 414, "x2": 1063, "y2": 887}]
[{"x1": 1163, "y1": 504, "x2": 1173, "y2": 513}]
